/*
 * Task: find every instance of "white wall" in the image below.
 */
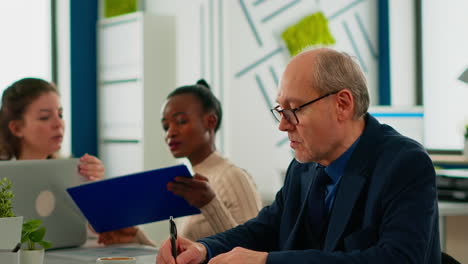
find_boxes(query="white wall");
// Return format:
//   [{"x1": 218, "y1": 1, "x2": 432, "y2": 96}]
[
  {"x1": 389, "y1": 0, "x2": 416, "y2": 106},
  {"x1": 145, "y1": 0, "x2": 204, "y2": 86}
]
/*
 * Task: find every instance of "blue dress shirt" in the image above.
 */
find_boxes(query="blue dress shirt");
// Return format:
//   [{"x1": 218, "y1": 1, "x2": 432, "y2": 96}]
[{"x1": 321, "y1": 137, "x2": 360, "y2": 213}]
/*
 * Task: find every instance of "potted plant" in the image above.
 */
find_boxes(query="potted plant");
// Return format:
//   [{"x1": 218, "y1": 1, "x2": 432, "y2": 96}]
[
  {"x1": 20, "y1": 219, "x2": 52, "y2": 264},
  {"x1": 0, "y1": 177, "x2": 23, "y2": 250}
]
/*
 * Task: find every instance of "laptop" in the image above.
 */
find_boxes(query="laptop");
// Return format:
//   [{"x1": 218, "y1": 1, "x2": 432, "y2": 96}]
[{"x1": 0, "y1": 159, "x2": 87, "y2": 249}]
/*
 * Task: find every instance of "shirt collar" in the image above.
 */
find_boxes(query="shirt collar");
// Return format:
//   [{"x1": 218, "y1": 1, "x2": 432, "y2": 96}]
[{"x1": 324, "y1": 137, "x2": 361, "y2": 183}]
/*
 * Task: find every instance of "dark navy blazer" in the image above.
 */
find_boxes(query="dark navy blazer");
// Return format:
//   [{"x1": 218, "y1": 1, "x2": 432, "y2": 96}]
[{"x1": 200, "y1": 114, "x2": 441, "y2": 263}]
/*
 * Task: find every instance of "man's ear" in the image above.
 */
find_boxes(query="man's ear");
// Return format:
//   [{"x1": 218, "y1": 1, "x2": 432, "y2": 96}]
[
  {"x1": 8, "y1": 120, "x2": 24, "y2": 138},
  {"x1": 335, "y1": 89, "x2": 354, "y2": 121}
]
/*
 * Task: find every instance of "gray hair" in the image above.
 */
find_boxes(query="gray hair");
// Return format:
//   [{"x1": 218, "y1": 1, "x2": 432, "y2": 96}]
[{"x1": 310, "y1": 48, "x2": 369, "y2": 119}]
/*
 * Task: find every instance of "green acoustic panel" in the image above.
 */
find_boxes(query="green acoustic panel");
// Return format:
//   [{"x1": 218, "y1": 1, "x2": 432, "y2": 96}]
[
  {"x1": 282, "y1": 12, "x2": 335, "y2": 56},
  {"x1": 104, "y1": 0, "x2": 138, "y2": 18}
]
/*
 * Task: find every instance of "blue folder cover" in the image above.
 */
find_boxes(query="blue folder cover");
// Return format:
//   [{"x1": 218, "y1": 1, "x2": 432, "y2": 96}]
[{"x1": 67, "y1": 164, "x2": 201, "y2": 233}]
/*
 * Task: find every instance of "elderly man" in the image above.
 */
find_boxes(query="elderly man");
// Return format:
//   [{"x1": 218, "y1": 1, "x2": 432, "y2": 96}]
[{"x1": 157, "y1": 48, "x2": 441, "y2": 264}]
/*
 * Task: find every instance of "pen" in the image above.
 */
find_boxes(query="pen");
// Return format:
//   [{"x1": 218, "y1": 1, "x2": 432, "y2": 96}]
[
  {"x1": 170, "y1": 216, "x2": 177, "y2": 260},
  {"x1": 12, "y1": 242, "x2": 21, "y2": 252}
]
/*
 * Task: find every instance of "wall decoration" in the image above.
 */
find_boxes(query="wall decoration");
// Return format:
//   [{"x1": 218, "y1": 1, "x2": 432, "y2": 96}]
[
  {"x1": 104, "y1": 0, "x2": 138, "y2": 18},
  {"x1": 281, "y1": 12, "x2": 335, "y2": 56}
]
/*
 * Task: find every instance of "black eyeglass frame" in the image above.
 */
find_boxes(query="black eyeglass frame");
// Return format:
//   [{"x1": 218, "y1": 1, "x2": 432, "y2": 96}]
[{"x1": 271, "y1": 90, "x2": 340, "y2": 125}]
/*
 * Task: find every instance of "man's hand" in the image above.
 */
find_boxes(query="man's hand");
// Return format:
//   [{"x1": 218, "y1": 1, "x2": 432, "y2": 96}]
[
  {"x1": 79, "y1": 153, "x2": 105, "y2": 181},
  {"x1": 208, "y1": 247, "x2": 268, "y2": 264},
  {"x1": 98, "y1": 226, "x2": 138, "y2": 245},
  {"x1": 167, "y1": 173, "x2": 215, "y2": 208},
  {"x1": 157, "y1": 236, "x2": 207, "y2": 264}
]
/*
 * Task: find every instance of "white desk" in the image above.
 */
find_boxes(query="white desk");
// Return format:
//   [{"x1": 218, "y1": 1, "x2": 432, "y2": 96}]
[
  {"x1": 45, "y1": 238, "x2": 157, "y2": 264},
  {"x1": 438, "y1": 201, "x2": 468, "y2": 250}
]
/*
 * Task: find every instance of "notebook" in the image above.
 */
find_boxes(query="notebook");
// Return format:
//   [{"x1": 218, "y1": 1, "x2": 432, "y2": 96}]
[
  {"x1": 0, "y1": 159, "x2": 87, "y2": 249},
  {"x1": 67, "y1": 164, "x2": 201, "y2": 233}
]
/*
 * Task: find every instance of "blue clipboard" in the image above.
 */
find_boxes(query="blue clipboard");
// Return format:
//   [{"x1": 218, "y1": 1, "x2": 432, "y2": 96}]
[{"x1": 67, "y1": 164, "x2": 201, "y2": 233}]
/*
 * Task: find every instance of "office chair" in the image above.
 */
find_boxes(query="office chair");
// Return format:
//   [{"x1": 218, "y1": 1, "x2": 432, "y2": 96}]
[{"x1": 441, "y1": 252, "x2": 461, "y2": 264}]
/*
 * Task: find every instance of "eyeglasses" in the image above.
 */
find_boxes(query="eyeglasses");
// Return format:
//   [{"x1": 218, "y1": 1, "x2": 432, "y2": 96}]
[
  {"x1": 169, "y1": 216, "x2": 177, "y2": 259},
  {"x1": 271, "y1": 90, "x2": 339, "y2": 125}
]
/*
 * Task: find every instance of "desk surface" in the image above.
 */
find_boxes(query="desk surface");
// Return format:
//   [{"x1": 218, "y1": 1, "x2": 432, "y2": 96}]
[{"x1": 45, "y1": 238, "x2": 157, "y2": 264}]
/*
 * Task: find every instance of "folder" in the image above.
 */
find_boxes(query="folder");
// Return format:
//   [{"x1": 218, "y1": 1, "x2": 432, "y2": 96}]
[{"x1": 67, "y1": 164, "x2": 201, "y2": 233}]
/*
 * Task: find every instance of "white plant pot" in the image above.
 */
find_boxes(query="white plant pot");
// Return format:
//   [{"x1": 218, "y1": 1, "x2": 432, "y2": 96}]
[
  {"x1": 0, "y1": 216, "x2": 23, "y2": 249},
  {"x1": 20, "y1": 249, "x2": 44, "y2": 264}
]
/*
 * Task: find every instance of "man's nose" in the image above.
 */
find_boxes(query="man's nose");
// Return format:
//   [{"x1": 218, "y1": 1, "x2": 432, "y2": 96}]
[{"x1": 278, "y1": 116, "x2": 294, "y2": 132}]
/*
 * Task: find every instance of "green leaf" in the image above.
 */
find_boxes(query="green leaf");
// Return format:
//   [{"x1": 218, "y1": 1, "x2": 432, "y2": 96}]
[
  {"x1": 22, "y1": 219, "x2": 42, "y2": 232},
  {"x1": 29, "y1": 227, "x2": 46, "y2": 242},
  {"x1": 20, "y1": 218, "x2": 51, "y2": 250},
  {"x1": 38, "y1": 240, "x2": 52, "y2": 249},
  {"x1": 21, "y1": 231, "x2": 31, "y2": 243}
]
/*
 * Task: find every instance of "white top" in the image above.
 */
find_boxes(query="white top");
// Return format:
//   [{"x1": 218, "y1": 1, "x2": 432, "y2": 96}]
[{"x1": 178, "y1": 151, "x2": 262, "y2": 241}]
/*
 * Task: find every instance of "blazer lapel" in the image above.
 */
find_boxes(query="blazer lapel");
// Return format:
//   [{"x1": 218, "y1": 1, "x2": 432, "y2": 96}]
[
  {"x1": 324, "y1": 114, "x2": 380, "y2": 251},
  {"x1": 283, "y1": 163, "x2": 317, "y2": 249},
  {"x1": 323, "y1": 166, "x2": 368, "y2": 251}
]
